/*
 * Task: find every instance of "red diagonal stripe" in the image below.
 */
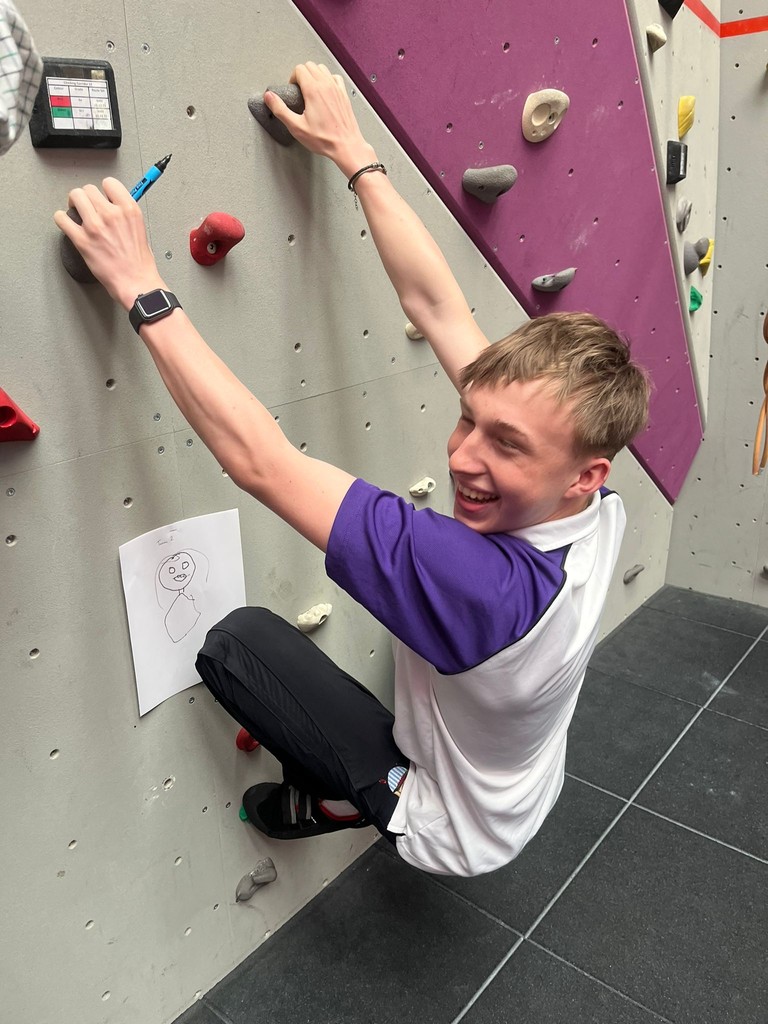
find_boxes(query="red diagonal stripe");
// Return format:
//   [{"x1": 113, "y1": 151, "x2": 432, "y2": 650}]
[
  {"x1": 721, "y1": 14, "x2": 768, "y2": 36},
  {"x1": 685, "y1": 0, "x2": 721, "y2": 35}
]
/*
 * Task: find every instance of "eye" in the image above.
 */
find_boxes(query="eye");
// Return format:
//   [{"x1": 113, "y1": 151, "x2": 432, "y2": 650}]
[{"x1": 498, "y1": 438, "x2": 519, "y2": 451}]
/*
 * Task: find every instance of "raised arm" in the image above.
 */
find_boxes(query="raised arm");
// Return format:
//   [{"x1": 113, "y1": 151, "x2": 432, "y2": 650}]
[{"x1": 266, "y1": 62, "x2": 490, "y2": 392}]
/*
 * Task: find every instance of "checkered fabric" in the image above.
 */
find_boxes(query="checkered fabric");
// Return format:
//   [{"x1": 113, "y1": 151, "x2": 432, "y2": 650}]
[{"x1": 0, "y1": 1, "x2": 42, "y2": 155}]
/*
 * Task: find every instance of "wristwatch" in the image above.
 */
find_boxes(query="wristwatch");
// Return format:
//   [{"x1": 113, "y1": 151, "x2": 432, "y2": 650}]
[{"x1": 129, "y1": 289, "x2": 183, "y2": 334}]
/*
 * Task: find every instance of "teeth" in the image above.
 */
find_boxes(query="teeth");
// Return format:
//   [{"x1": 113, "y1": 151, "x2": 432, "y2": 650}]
[{"x1": 459, "y1": 485, "x2": 498, "y2": 503}]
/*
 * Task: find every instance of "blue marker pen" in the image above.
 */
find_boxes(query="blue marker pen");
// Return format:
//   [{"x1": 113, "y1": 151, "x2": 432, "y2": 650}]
[{"x1": 130, "y1": 153, "x2": 172, "y2": 201}]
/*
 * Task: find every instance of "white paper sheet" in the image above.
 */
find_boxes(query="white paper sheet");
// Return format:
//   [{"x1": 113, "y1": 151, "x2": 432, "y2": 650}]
[{"x1": 119, "y1": 510, "x2": 246, "y2": 715}]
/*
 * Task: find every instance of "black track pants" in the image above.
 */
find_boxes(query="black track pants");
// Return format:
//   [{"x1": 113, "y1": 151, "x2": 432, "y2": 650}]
[{"x1": 196, "y1": 607, "x2": 409, "y2": 842}]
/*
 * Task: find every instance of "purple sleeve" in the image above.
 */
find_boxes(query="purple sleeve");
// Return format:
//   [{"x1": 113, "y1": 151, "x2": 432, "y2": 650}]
[{"x1": 325, "y1": 479, "x2": 566, "y2": 675}]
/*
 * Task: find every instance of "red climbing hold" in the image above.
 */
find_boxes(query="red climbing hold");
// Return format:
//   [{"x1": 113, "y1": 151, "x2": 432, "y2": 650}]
[
  {"x1": 0, "y1": 389, "x2": 39, "y2": 441},
  {"x1": 189, "y1": 212, "x2": 245, "y2": 266},
  {"x1": 236, "y1": 728, "x2": 260, "y2": 752}
]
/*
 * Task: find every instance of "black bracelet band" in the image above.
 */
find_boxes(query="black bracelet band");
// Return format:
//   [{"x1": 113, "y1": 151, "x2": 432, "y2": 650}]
[{"x1": 347, "y1": 162, "x2": 387, "y2": 196}]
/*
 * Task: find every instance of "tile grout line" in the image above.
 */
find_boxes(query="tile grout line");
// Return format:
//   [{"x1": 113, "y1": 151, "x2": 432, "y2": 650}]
[
  {"x1": 452, "y1": 622, "x2": 768, "y2": 1023},
  {"x1": 525, "y1": 939, "x2": 676, "y2": 1023},
  {"x1": 631, "y1": 802, "x2": 768, "y2": 865}
]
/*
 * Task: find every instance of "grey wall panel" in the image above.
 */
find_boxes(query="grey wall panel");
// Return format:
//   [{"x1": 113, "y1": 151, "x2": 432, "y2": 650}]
[{"x1": 667, "y1": 23, "x2": 768, "y2": 604}]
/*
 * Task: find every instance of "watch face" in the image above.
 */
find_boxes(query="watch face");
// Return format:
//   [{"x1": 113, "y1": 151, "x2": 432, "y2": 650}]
[{"x1": 138, "y1": 291, "x2": 172, "y2": 317}]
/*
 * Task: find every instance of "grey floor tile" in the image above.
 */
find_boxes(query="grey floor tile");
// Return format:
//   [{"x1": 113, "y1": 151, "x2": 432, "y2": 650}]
[
  {"x1": 172, "y1": 999, "x2": 227, "y2": 1024},
  {"x1": 533, "y1": 807, "x2": 768, "y2": 1024},
  {"x1": 635, "y1": 709, "x2": 768, "y2": 859},
  {"x1": 416, "y1": 777, "x2": 622, "y2": 934},
  {"x1": 589, "y1": 607, "x2": 754, "y2": 704},
  {"x1": 566, "y1": 668, "x2": 697, "y2": 796},
  {"x1": 710, "y1": 639, "x2": 768, "y2": 729},
  {"x1": 462, "y1": 941, "x2": 671, "y2": 1024},
  {"x1": 647, "y1": 585, "x2": 768, "y2": 637},
  {"x1": 206, "y1": 844, "x2": 517, "y2": 1024}
]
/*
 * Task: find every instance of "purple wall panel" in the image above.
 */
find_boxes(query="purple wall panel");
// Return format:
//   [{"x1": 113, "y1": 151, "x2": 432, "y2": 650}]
[{"x1": 293, "y1": 0, "x2": 703, "y2": 501}]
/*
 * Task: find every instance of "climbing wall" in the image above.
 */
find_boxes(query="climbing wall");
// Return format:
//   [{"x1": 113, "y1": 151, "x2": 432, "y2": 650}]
[
  {"x1": 293, "y1": 0, "x2": 703, "y2": 502},
  {"x1": 0, "y1": 2, "x2": 675, "y2": 1023},
  {"x1": 667, "y1": 3, "x2": 768, "y2": 604}
]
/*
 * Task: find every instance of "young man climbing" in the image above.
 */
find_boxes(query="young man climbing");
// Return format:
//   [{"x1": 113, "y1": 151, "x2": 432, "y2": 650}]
[{"x1": 55, "y1": 61, "x2": 650, "y2": 877}]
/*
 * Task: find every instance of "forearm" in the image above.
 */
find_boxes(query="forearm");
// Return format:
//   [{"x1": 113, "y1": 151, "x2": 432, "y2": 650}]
[{"x1": 135, "y1": 308, "x2": 290, "y2": 491}]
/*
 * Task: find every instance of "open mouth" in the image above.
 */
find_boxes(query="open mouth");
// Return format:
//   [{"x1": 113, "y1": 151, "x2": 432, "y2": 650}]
[{"x1": 456, "y1": 484, "x2": 500, "y2": 505}]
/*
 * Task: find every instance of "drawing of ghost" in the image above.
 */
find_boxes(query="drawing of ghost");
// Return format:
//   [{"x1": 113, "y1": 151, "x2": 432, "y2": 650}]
[{"x1": 157, "y1": 551, "x2": 201, "y2": 642}]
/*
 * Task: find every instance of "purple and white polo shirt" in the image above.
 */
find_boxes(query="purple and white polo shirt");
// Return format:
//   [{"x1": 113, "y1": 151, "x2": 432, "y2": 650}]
[{"x1": 326, "y1": 478, "x2": 626, "y2": 876}]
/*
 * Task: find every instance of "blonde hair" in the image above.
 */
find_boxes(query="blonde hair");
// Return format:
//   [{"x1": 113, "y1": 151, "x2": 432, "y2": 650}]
[{"x1": 459, "y1": 312, "x2": 651, "y2": 459}]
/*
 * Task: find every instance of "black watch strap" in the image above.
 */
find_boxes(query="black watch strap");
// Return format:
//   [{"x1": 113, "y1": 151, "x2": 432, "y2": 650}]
[{"x1": 129, "y1": 289, "x2": 183, "y2": 334}]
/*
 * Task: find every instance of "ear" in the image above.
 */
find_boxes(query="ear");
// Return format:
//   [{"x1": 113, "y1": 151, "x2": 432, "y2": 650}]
[{"x1": 565, "y1": 456, "x2": 611, "y2": 498}]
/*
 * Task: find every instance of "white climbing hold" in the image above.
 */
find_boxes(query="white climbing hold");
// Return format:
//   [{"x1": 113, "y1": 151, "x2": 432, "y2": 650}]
[
  {"x1": 409, "y1": 477, "x2": 436, "y2": 497},
  {"x1": 676, "y1": 197, "x2": 692, "y2": 233},
  {"x1": 623, "y1": 564, "x2": 645, "y2": 584},
  {"x1": 236, "y1": 859, "x2": 278, "y2": 902},
  {"x1": 521, "y1": 89, "x2": 570, "y2": 143},
  {"x1": 405, "y1": 322, "x2": 424, "y2": 341},
  {"x1": 297, "y1": 603, "x2": 332, "y2": 633},
  {"x1": 531, "y1": 267, "x2": 576, "y2": 292},
  {"x1": 646, "y1": 23, "x2": 667, "y2": 52}
]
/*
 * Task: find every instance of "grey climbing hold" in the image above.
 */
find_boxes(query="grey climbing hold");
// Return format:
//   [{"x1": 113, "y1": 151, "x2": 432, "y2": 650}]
[
  {"x1": 693, "y1": 236, "x2": 710, "y2": 259},
  {"x1": 666, "y1": 140, "x2": 687, "y2": 184},
  {"x1": 248, "y1": 85, "x2": 304, "y2": 147},
  {"x1": 462, "y1": 165, "x2": 518, "y2": 204},
  {"x1": 521, "y1": 89, "x2": 570, "y2": 143},
  {"x1": 646, "y1": 23, "x2": 667, "y2": 51},
  {"x1": 236, "y1": 858, "x2": 278, "y2": 902},
  {"x1": 623, "y1": 564, "x2": 645, "y2": 584},
  {"x1": 683, "y1": 241, "x2": 700, "y2": 276},
  {"x1": 676, "y1": 197, "x2": 692, "y2": 232},
  {"x1": 60, "y1": 208, "x2": 97, "y2": 284},
  {"x1": 531, "y1": 267, "x2": 576, "y2": 292}
]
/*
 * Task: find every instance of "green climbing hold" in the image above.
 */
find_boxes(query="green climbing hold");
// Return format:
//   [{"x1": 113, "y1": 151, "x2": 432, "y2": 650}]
[
  {"x1": 239, "y1": 805, "x2": 249, "y2": 822},
  {"x1": 690, "y1": 286, "x2": 703, "y2": 312}
]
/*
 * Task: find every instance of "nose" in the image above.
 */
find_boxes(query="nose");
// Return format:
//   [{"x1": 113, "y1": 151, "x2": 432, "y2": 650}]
[{"x1": 448, "y1": 425, "x2": 486, "y2": 477}]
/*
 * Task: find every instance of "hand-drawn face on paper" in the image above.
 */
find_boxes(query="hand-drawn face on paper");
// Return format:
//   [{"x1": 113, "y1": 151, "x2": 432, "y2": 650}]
[{"x1": 158, "y1": 552, "x2": 197, "y2": 592}]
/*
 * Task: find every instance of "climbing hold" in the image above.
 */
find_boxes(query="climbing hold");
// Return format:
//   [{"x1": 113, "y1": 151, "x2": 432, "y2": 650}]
[
  {"x1": 409, "y1": 477, "x2": 436, "y2": 498},
  {"x1": 236, "y1": 728, "x2": 260, "y2": 752},
  {"x1": 698, "y1": 238, "x2": 714, "y2": 274},
  {"x1": 247, "y1": 85, "x2": 304, "y2": 147},
  {"x1": 676, "y1": 197, "x2": 692, "y2": 233},
  {"x1": 60, "y1": 208, "x2": 97, "y2": 284},
  {"x1": 646, "y1": 23, "x2": 667, "y2": 51},
  {"x1": 623, "y1": 564, "x2": 645, "y2": 584},
  {"x1": 531, "y1": 267, "x2": 576, "y2": 292},
  {"x1": 666, "y1": 141, "x2": 687, "y2": 184},
  {"x1": 689, "y1": 286, "x2": 703, "y2": 312},
  {"x1": 659, "y1": 0, "x2": 685, "y2": 17},
  {"x1": 189, "y1": 212, "x2": 245, "y2": 266},
  {"x1": 462, "y1": 165, "x2": 517, "y2": 204},
  {"x1": 678, "y1": 96, "x2": 696, "y2": 139},
  {"x1": 239, "y1": 805, "x2": 249, "y2": 822},
  {"x1": 297, "y1": 603, "x2": 332, "y2": 633},
  {"x1": 761, "y1": 565, "x2": 768, "y2": 579},
  {"x1": 0, "y1": 389, "x2": 39, "y2": 442},
  {"x1": 405, "y1": 322, "x2": 424, "y2": 341},
  {"x1": 683, "y1": 242, "x2": 700, "y2": 276},
  {"x1": 521, "y1": 89, "x2": 569, "y2": 143},
  {"x1": 236, "y1": 858, "x2": 278, "y2": 902}
]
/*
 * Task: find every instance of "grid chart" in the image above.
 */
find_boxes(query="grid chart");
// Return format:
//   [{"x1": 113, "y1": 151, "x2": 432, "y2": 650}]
[{"x1": 46, "y1": 74, "x2": 112, "y2": 130}]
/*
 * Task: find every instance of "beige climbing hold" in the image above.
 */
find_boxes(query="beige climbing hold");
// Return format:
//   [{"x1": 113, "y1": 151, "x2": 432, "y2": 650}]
[
  {"x1": 521, "y1": 89, "x2": 570, "y2": 143},
  {"x1": 235, "y1": 859, "x2": 278, "y2": 902},
  {"x1": 678, "y1": 96, "x2": 695, "y2": 139},
  {"x1": 698, "y1": 238, "x2": 714, "y2": 274},
  {"x1": 297, "y1": 603, "x2": 332, "y2": 633},
  {"x1": 646, "y1": 23, "x2": 667, "y2": 52},
  {"x1": 405, "y1": 322, "x2": 424, "y2": 341},
  {"x1": 409, "y1": 477, "x2": 436, "y2": 498},
  {"x1": 676, "y1": 197, "x2": 692, "y2": 233},
  {"x1": 623, "y1": 564, "x2": 645, "y2": 584}
]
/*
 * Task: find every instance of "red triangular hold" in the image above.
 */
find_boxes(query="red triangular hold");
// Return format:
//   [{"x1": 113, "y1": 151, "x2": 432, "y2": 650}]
[{"x1": 0, "y1": 388, "x2": 40, "y2": 441}]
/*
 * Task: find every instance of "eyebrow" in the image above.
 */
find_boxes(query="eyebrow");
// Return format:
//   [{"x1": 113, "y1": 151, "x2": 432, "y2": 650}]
[{"x1": 459, "y1": 399, "x2": 535, "y2": 449}]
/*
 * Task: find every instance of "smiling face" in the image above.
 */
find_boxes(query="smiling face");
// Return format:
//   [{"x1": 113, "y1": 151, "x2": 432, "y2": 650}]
[
  {"x1": 446, "y1": 381, "x2": 610, "y2": 534},
  {"x1": 158, "y1": 552, "x2": 197, "y2": 591}
]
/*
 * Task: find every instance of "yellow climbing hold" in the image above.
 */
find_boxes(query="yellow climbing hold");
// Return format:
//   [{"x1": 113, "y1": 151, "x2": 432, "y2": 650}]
[
  {"x1": 678, "y1": 96, "x2": 695, "y2": 139},
  {"x1": 699, "y1": 239, "x2": 714, "y2": 274}
]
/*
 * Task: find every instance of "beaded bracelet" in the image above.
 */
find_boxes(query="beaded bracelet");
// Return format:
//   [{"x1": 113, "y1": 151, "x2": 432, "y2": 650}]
[{"x1": 347, "y1": 162, "x2": 387, "y2": 207}]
